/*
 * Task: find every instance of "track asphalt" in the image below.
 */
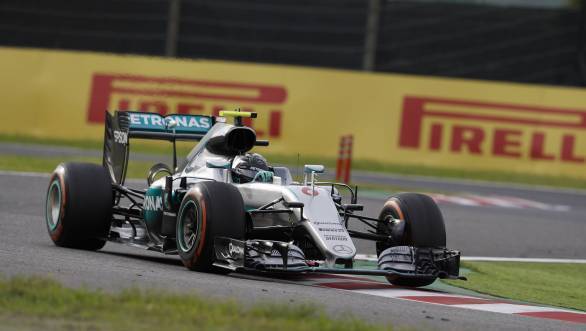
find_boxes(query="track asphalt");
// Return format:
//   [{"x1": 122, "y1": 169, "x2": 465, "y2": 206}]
[{"x1": 1, "y1": 171, "x2": 585, "y2": 330}]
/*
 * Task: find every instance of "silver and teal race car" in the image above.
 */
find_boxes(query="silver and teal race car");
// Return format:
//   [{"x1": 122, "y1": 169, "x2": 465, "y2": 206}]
[{"x1": 45, "y1": 110, "x2": 463, "y2": 287}]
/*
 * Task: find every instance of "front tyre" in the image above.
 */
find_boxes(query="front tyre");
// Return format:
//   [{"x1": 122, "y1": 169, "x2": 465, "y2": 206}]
[
  {"x1": 377, "y1": 193, "x2": 446, "y2": 287},
  {"x1": 45, "y1": 162, "x2": 113, "y2": 250},
  {"x1": 176, "y1": 181, "x2": 246, "y2": 272}
]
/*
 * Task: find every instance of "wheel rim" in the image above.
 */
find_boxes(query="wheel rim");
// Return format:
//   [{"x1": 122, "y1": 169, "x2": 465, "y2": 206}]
[
  {"x1": 385, "y1": 213, "x2": 406, "y2": 242},
  {"x1": 378, "y1": 212, "x2": 400, "y2": 237},
  {"x1": 377, "y1": 203, "x2": 408, "y2": 255},
  {"x1": 46, "y1": 180, "x2": 61, "y2": 231},
  {"x1": 177, "y1": 200, "x2": 200, "y2": 252}
]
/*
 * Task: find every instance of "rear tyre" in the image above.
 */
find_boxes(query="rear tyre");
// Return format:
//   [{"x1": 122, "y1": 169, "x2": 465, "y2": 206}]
[
  {"x1": 45, "y1": 163, "x2": 113, "y2": 250},
  {"x1": 376, "y1": 193, "x2": 446, "y2": 287},
  {"x1": 176, "y1": 181, "x2": 246, "y2": 272}
]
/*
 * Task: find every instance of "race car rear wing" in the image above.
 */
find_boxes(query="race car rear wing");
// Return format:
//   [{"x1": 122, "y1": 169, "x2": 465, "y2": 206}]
[
  {"x1": 103, "y1": 111, "x2": 216, "y2": 185},
  {"x1": 103, "y1": 110, "x2": 270, "y2": 185}
]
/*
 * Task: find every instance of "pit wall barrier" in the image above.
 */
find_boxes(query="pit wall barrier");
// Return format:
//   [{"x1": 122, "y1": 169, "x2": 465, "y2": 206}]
[{"x1": 1, "y1": 46, "x2": 585, "y2": 178}]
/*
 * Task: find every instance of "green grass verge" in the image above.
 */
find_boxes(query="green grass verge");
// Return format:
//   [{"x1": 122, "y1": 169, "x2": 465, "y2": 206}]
[
  {"x1": 2, "y1": 133, "x2": 586, "y2": 190},
  {"x1": 0, "y1": 276, "x2": 393, "y2": 331},
  {"x1": 443, "y1": 262, "x2": 586, "y2": 311},
  {"x1": 0, "y1": 134, "x2": 104, "y2": 150}
]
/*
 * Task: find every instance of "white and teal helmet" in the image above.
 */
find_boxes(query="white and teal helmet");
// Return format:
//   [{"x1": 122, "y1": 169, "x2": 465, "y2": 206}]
[{"x1": 232, "y1": 153, "x2": 273, "y2": 183}]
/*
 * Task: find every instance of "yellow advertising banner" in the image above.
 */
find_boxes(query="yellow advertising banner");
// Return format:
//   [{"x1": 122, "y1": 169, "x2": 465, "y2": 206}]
[{"x1": 1, "y1": 47, "x2": 586, "y2": 178}]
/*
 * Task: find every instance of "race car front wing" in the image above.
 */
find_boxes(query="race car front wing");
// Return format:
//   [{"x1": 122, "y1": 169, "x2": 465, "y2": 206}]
[{"x1": 213, "y1": 237, "x2": 465, "y2": 280}]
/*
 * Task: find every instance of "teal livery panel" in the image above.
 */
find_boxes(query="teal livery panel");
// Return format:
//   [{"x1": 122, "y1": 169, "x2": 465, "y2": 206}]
[{"x1": 127, "y1": 111, "x2": 213, "y2": 134}]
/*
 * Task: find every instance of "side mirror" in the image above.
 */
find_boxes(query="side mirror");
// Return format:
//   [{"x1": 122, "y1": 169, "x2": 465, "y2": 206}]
[
  {"x1": 206, "y1": 160, "x2": 231, "y2": 169},
  {"x1": 304, "y1": 164, "x2": 325, "y2": 174},
  {"x1": 303, "y1": 164, "x2": 324, "y2": 187},
  {"x1": 343, "y1": 204, "x2": 364, "y2": 212},
  {"x1": 147, "y1": 163, "x2": 173, "y2": 186}
]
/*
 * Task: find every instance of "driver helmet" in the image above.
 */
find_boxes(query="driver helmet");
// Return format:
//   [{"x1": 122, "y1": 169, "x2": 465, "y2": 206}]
[{"x1": 232, "y1": 153, "x2": 273, "y2": 183}]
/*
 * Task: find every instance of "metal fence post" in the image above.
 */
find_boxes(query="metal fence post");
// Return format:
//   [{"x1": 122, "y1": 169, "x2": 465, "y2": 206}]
[
  {"x1": 165, "y1": 0, "x2": 182, "y2": 57},
  {"x1": 362, "y1": 0, "x2": 381, "y2": 71}
]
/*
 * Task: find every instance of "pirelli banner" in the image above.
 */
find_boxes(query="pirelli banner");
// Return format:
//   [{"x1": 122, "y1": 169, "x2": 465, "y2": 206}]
[{"x1": 1, "y1": 47, "x2": 586, "y2": 178}]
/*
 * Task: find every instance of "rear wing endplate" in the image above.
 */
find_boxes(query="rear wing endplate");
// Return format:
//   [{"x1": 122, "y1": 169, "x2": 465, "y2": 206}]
[{"x1": 103, "y1": 111, "x2": 214, "y2": 184}]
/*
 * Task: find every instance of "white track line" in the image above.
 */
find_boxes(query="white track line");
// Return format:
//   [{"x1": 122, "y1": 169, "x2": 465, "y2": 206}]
[
  {"x1": 353, "y1": 288, "x2": 466, "y2": 298},
  {"x1": 461, "y1": 257, "x2": 586, "y2": 264},
  {"x1": 355, "y1": 255, "x2": 586, "y2": 264},
  {"x1": 451, "y1": 303, "x2": 569, "y2": 314}
]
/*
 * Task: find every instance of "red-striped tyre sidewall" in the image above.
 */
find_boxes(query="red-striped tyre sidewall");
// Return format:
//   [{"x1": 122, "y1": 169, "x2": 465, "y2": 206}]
[
  {"x1": 176, "y1": 181, "x2": 246, "y2": 272},
  {"x1": 177, "y1": 188, "x2": 208, "y2": 269}
]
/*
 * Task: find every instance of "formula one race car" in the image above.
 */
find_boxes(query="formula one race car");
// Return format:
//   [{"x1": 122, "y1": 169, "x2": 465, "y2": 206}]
[{"x1": 45, "y1": 110, "x2": 463, "y2": 287}]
